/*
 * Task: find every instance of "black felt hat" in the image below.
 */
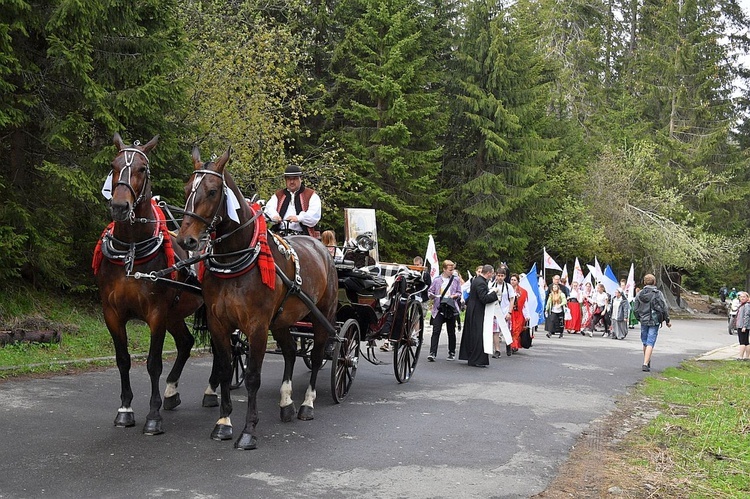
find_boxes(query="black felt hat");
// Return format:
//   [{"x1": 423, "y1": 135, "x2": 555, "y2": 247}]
[{"x1": 284, "y1": 164, "x2": 303, "y2": 177}]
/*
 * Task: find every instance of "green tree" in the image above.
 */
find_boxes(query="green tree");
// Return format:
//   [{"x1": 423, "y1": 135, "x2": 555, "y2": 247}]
[
  {"x1": 441, "y1": 0, "x2": 561, "y2": 268},
  {"x1": 0, "y1": 0, "x2": 191, "y2": 288},
  {"x1": 325, "y1": 0, "x2": 447, "y2": 261}
]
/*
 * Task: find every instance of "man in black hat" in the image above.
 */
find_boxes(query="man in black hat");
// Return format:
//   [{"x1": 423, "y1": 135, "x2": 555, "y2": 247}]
[{"x1": 265, "y1": 164, "x2": 322, "y2": 238}]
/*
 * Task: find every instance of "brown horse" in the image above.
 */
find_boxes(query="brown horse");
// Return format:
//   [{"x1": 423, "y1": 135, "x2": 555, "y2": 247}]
[
  {"x1": 175, "y1": 147, "x2": 338, "y2": 450},
  {"x1": 94, "y1": 133, "x2": 203, "y2": 435}
]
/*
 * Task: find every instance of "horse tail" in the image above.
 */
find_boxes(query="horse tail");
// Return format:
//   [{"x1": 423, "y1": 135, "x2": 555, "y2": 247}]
[{"x1": 191, "y1": 304, "x2": 210, "y2": 346}]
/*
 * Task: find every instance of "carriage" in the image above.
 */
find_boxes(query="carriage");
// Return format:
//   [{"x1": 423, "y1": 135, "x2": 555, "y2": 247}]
[
  {"x1": 100, "y1": 136, "x2": 426, "y2": 449},
  {"x1": 228, "y1": 231, "x2": 428, "y2": 402}
]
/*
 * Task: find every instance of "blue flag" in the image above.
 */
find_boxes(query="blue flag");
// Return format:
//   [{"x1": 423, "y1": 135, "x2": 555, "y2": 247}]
[
  {"x1": 520, "y1": 263, "x2": 545, "y2": 327},
  {"x1": 602, "y1": 265, "x2": 619, "y2": 295}
]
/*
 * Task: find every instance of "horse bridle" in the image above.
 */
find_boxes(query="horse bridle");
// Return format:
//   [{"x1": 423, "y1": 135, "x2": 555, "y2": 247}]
[
  {"x1": 111, "y1": 145, "x2": 151, "y2": 222},
  {"x1": 182, "y1": 167, "x2": 228, "y2": 239}
]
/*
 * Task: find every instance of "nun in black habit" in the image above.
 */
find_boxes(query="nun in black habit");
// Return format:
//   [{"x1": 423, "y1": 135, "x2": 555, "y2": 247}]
[{"x1": 459, "y1": 265, "x2": 499, "y2": 367}]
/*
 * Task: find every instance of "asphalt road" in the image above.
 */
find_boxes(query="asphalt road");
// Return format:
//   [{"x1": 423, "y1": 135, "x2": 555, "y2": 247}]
[{"x1": 0, "y1": 318, "x2": 735, "y2": 499}]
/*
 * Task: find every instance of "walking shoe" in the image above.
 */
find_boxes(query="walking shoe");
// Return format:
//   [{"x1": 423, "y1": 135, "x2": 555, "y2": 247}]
[
  {"x1": 642, "y1": 364, "x2": 650, "y2": 372},
  {"x1": 447, "y1": 353, "x2": 455, "y2": 361},
  {"x1": 506, "y1": 345, "x2": 512, "y2": 356},
  {"x1": 427, "y1": 354, "x2": 435, "y2": 362},
  {"x1": 587, "y1": 331, "x2": 593, "y2": 337},
  {"x1": 545, "y1": 332, "x2": 551, "y2": 338}
]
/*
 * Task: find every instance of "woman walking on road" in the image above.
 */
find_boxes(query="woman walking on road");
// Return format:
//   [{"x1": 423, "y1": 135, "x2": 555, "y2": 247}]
[
  {"x1": 545, "y1": 283, "x2": 567, "y2": 339},
  {"x1": 734, "y1": 291, "x2": 750, "y2": 360},
  {"x1": 611, "y1": 288, "x2": 630, "y2": 340}
]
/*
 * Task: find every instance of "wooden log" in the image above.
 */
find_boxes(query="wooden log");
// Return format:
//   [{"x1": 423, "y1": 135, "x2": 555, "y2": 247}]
[{"x1": 0, "y1": 329, "x2": 62, "y2": 346}]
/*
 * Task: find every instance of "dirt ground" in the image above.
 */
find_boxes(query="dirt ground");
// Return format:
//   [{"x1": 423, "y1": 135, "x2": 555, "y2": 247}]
[
  {"x1": 533, "y1": 292, "x2": 723, "y2": 498},
  {"x1": 532, "y1": 392, "x2": 667, "y2": 498}
]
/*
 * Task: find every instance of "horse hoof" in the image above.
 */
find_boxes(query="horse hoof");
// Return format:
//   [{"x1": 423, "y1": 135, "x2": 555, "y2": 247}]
[
  {"x1": 202, "y1": 394, "x2": 219, "y2": 407},
  {"x1": 210, "y1": 424, "x2": 233, "y2": 441},
  {"x1": 114, "y1": 412, "x2": 135, "y2": 427},
  {"x1": 234, "y1": 433, "x2": 258, "y2": 450},
  {"x1": 163, "y1": 394, "x2": 181, "y2": 411},
  {"x1": 280, "y1": 403, "x2": 296, "y2": 423},
  {"x1": 297, "y1": 405, "x2": 314, "y2": 421},
  {"x1": 143, "y1": 418, "x2": 164, "y2": 436}
]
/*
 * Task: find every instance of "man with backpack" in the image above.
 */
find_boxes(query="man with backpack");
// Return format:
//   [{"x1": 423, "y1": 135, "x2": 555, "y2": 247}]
[{"x1": 633, "y1": 274, "x2": 672, "y2": 372}]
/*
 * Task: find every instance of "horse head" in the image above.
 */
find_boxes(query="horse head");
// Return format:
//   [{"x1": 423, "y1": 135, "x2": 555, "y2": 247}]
[
  {"x1": 109, "y1": 132, "x2": 159, "y2": 222},
  {"x1": 177, "y1": 145, "x2": 235, "y2": 251}
]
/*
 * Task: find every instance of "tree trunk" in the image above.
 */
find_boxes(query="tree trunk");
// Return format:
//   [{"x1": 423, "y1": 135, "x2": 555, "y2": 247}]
[{"x1": 0, "y1": 330, "x2": 61, "y2": 346}]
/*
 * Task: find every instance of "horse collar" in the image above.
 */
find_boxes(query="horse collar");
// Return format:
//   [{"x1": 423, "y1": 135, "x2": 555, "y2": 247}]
[
  {"x1": 100, "y1": 202, "x2": 165, "y2": 274},
  {"x1": 205, "y1": 205, "x2": 265, "y2": 279}
]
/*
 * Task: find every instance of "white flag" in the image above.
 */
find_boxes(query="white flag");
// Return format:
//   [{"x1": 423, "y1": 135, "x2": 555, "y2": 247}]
[
  {"x1": 573, "y1": 258, "x2": 585, "y2": 284},
  {"x1": 561, "y1": 264, "x2": 569, "y2": 284},
  {"x1": 543, "y1": 247, "x2": 562, "y2": 271},
  {"x1": 625, "y1": 263, "x2": 635, "y2": 300},
  {"x1": 424, "y1": 235, "x2": 439, "y2": 280},
  {"x1": 594, "y1": 256, "x2": 603, "y2": 281}
]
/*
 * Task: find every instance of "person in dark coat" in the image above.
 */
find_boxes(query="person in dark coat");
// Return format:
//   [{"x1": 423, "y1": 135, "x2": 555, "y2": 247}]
[{"x1": 459, "y1": 264, "x2": 499, "y2": 367}]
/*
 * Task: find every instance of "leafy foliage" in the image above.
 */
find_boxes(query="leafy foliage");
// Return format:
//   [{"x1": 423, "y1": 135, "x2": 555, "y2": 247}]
[
  {"x1": 322, "y1": 0, "x2": 447, "y2": 261},
  {"x1": 1, "y1": 0, "x2": 750, "y2": 297},
  {"x1": 0, "y1": 0, "x2": 191, "y2": 288}
]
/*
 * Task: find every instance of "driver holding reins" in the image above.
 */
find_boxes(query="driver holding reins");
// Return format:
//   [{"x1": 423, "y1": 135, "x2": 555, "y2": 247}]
[{"x1": 265, "y1": 164, "x2": 322, "y2": 238}]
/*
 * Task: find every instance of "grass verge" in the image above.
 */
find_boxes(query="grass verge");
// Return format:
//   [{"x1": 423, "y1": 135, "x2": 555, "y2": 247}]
[
  {"x1": 627, "y1": 361, "x2": 750, "y2": 497},
  {"x1": 539, "y1": 360, "x2": 750, "y2": 498},
  {"x1": 0, "y1": 286, "x2": 177, "y2": 378}
]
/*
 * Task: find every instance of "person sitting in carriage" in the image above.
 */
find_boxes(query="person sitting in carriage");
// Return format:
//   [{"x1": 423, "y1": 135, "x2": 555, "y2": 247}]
[{"x1": 265, "y1": 164, "x2": 322, "y2": 238}]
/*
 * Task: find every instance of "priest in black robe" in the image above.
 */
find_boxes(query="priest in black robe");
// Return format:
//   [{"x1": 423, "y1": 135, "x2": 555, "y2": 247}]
[{"x1": 459, "y1": 264, "x2": 499, "y2": 367}]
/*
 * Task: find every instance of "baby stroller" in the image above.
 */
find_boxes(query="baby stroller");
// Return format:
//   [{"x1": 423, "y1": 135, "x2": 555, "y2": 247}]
[{"x1": 728, "y1": 297, "x2": 740, "y2": 335}]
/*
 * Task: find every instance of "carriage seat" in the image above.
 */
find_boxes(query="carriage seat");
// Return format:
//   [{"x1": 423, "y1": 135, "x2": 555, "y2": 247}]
[{"x1": 337, "y1": 267, "x2": 388, "y2": 300}]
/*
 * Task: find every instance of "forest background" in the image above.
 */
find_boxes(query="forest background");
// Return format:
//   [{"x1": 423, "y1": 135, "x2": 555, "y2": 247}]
[{"x1": 2, "y1": 0, "x2": 750, "y2": 299}]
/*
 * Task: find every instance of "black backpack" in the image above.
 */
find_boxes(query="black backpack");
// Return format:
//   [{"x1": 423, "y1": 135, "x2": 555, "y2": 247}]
[{"x1": 650, "y1": 294, "x2": 666, "y2": 323}]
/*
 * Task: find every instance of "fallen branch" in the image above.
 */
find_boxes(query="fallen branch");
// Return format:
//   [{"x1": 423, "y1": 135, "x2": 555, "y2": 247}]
[{"x1": 0, "y1": 329, "x2": 62, "y2": 346}]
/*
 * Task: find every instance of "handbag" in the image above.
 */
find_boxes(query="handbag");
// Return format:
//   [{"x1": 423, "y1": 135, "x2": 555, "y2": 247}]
[
  {"x1": 437, "y1": 276, "x2": 457, "y2": 319},
  {"x1": 520, "y1": 326, "x2": 533, "y2": 349},
  {"x1": 564, "y1": 306, "x2": 572, "y2": 321}
]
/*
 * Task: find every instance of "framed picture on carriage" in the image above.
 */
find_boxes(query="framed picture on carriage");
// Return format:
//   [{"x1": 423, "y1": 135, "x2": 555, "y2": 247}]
[{"x1": 344, "y1": 208, "x2": 379, "y2": 263}]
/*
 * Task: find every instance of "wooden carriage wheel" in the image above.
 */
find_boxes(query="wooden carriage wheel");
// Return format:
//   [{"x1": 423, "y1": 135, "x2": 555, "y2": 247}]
[
  {"x1": 331, "y1": 318, "x2": 360, "y2": 403},
  {"x1": 393, "y1": 300, "x2": 424, "y2": 383}
]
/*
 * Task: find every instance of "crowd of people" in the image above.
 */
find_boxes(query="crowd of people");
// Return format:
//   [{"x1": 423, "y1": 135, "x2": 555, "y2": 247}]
[{"x1": 422, "y1": 261, "x2": 674, "y2": 372}]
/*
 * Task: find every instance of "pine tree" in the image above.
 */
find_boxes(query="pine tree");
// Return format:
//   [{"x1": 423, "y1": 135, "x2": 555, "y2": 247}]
[
  {"x1": 0, "y1": 0, "x2": 191, "y2": 286},
  {"x1": 325, "y1": 0, "x2": 447, "y2": 261},
  {"x1": 442, "y1": 0, "x2": 559, "y2": 267}
]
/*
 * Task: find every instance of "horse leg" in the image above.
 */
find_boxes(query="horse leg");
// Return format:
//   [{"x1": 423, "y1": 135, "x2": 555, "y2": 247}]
[
  {"x1": 273, "y1": 328, "x2": 297, "y2": 422},
  {"x1": 235, "y1": 328, "x2": 267, "y2": 450},
  {"x1": 143, "y1": 319, "x2": 168, "y2": 435},
  {"x1": 209, "y1": 332, "x2": 234, "y2": 441},
  {"x1": 163, "y1": 318, "x2": 195, "y2": 411},
  {"x1": 202, "y1": 336, "x2": 220, "y2": 408},
  {"x1": 297, "y1": 322, "x2": 328, "y2": 421},
  {"x1": 105, "y1": 310, "x2": 136, "y2": 428}
]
